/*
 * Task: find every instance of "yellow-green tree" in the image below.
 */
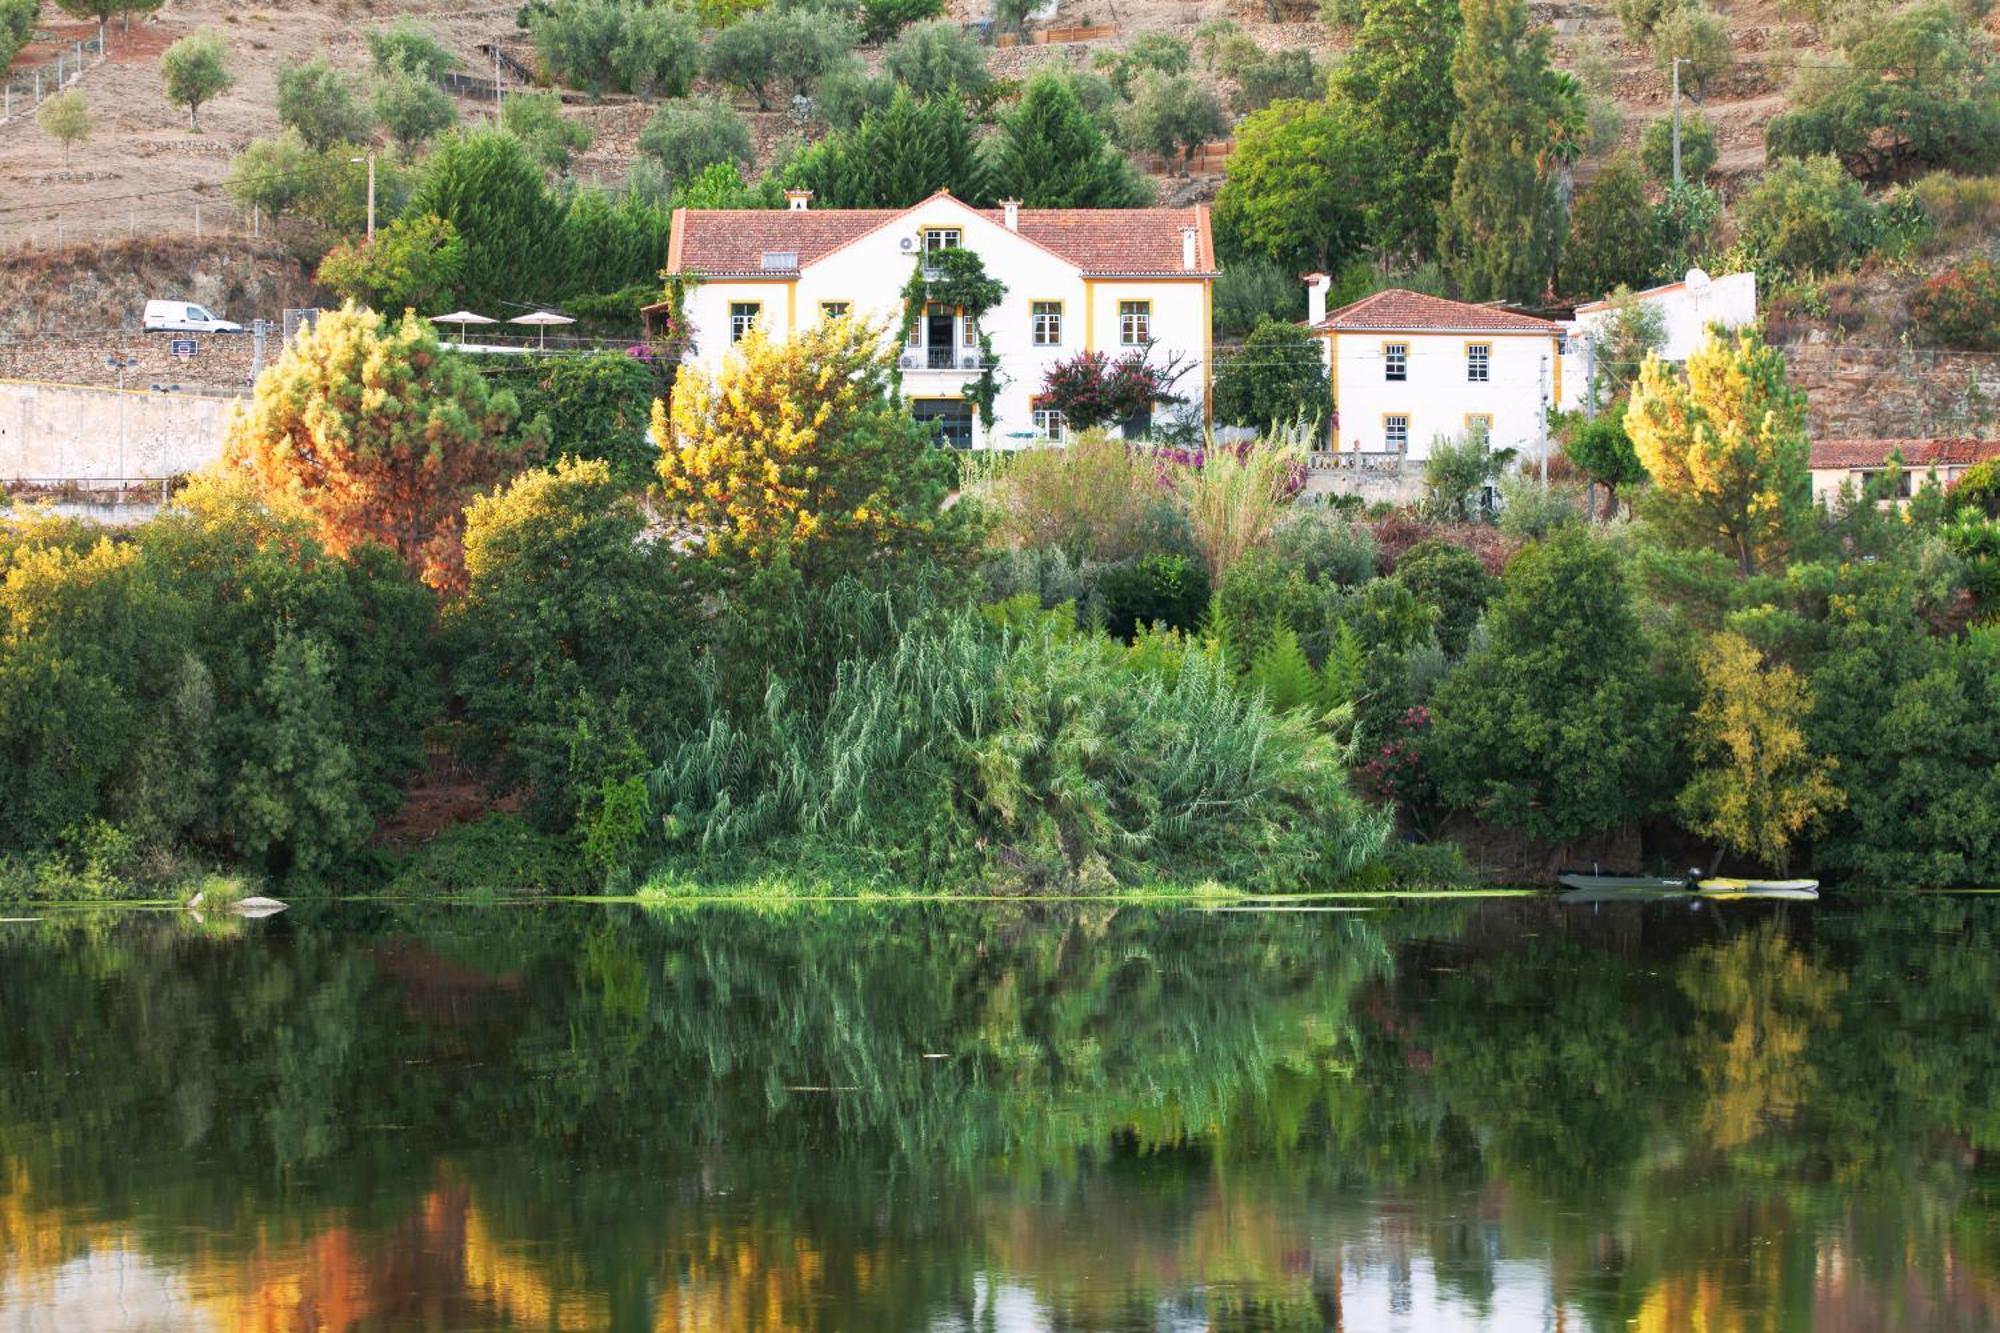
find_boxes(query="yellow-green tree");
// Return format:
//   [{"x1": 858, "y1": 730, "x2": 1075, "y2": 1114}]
[
  {"x1": 653, "y1": 319, "x2": 976, "y2": 590},
  {"x1": 1677, "y1": 631, "x2": 1843, "y2": 872},
  {"x1": 1626, "y1": 327, "x2": 1811, "y2": 576},
  {"x1": 226, "y1": 303, "x2": 537, "y2": 594}
]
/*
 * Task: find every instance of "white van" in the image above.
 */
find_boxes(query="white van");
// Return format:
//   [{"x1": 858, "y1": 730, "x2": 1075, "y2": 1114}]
[{"x1": 143, "y1": 300, "x2": 243, "y2": 334}]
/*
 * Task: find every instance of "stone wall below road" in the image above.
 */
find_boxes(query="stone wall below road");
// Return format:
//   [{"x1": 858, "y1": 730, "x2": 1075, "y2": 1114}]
[{"x1": 0, "y1": 331, "x2": 260, "y2": 394}]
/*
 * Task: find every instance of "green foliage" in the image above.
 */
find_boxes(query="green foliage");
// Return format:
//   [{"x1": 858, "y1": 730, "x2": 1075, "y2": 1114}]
[
  {"x1": 615, "y1": 4, "x2": 701, "y2": 101},
  {"x1": 0, "y1": 0, "x2": 35, "y2": 70},
  {"x1": 1650, "y1": 5, "x2": 1733, "y2": 99},
  {"x1": 649, "y1": 608, "x2": 1390, "y2": 889},
  {"x1": 1212, "y1": 319, "x2": 1330, "y2": 430},
  {"x1": 1096, "y1": 32, "x2": 1192, "y2": 97},
  {"x1": 386, "y1": 812, "x2": 589, "y2": 894},
  {"x1": 450, "y1": 459, "x2": 693, "y2": 830},
  {"x1": 510, "y1": 351, "x2": 661, "y2": 488},
  {"x1": 706, "y1": 7, "x2": 857, "y2": 110},
  {"x1": 1427, "y1": 529, "x2": 1681, "y2": 840},
  {"x1": 1438, "y1": 0, "x2": 1564, "y2": 301},
  {"x1": 1214, "y1": 97, "x2": 1374, "y2": 273},
  {"x1": 227, "y1": 134, "x2": 406, "y2": 231},
  {"x1": 993, "y1": 430, "x2": 1185, "y2": 564},
  {"x1": 1219, "y1": 43, "x2": 1322, "y2": 114},
  {"x1": 35, "y1": 90, "x2": 91, "y2": 160},
  {"x1": 815, "y1": 59, "x2": 898, "y2": 129},
  {"x1": 366, "y1": 18, "x2": 457, "y2": 79},
  {"x1": 530, "y1": 0, "x2": 628, "y2": 96},
  {"x1": 408, "y1": 129, "x2": 567, "y2": 308},
  {"x1": 1809, "y1": 567, "x2": 2000, "y2": 885},
  {"x1": 1641, "y1": 111, "x2": 1718, "y2": 183},
  {"x1": 1390, "y1": 538, "x2": 1493, "y2": 656},
  {"x1": 1952, "y1": 459, "x2": 2000, "y2": 517},
  {"x1": 1337, "y1": 0, "x2": 1462, "y2": 260},
  {"x1": 503, "y1": 91, "x2": 593, "y2": 173},
  {"x1": 1765, "y1": 3, "x2": 2000, "y2": 182},
  {"x1": 1613, "y1": 0, "x2": 1675, "y2": 39},
  {"x1": 373, "y1": 60, "x2": 459, "y2": 152},
  {"x1": 784, "y1": 88, "x2": 987, "y2": 207},
  {"x1": 1098, "y1": 553, "x2": 1211, "y2": 639},
  {"x1": 858, "y1": 0, "x2": 944, "y2": 43},
  {"x1": 1652, "y1": 179, "x2": 1724, "y2": 276},
  {"x1": 884, "y1": 20, "x2": 991, "y2": 99},
  {"x1": 1421, "y1": 428, "x2": 1514, "y2": 524},
  {"x1": 1565, "y1": 154, "x2": 1663, "y2": 301},
  {"x1": 985, "y1": 71, "x2": 1150, "y2": 208},
  {"x1": 229, "y1": 631, "x2": 373, "y2": 878},
  {"x1": 159, "y1": 27, "x2": 233, "y2": 130},
  {"x1": 277, "y1": 56, "x2": 369, "y2": 152},
  {"x1": 1733, "y1": 154, "x2": 1880, "y2": 274},
  {"x1": 1560, "y1": 403, "x2": 1648, "y2": 512},
  {"x1": 1120, "y1": 72, "x2": 1228, "y2": 176},
  {"x1": 638, "y1": 95, "x2": 754, "y2": 183},
  {"x1": 1213, "y1": 258, "x2": 1303, "y2": 335},
  {"x1": 553, "y1": 186, "x2": 674, "y2": 301},
  {"x1": 314, "y1": 213, "x2": 467, "y2": 313}
]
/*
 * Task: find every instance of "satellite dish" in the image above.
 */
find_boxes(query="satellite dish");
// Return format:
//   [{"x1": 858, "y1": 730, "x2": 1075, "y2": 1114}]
[{"x1": 1685, "y1": 267, "x2": 1712, "y2": 292}]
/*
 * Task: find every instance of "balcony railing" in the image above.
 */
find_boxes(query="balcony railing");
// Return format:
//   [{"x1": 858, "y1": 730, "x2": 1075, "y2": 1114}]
[
  {"x1": 1307, "y1": 449, "x2": 1409, "y2": 473},
  {"x1": 899, "y1": 348, "x2": 992, "y2": 372}
]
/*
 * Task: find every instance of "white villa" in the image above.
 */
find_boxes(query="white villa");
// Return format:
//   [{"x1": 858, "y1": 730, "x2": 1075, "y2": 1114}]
[
  {"x1": 657, "y1": 190, "x2": 1216, "y2": 449},
  {"x1": 1304, "y1": 279, "x2": 1567, "y2": 461}
]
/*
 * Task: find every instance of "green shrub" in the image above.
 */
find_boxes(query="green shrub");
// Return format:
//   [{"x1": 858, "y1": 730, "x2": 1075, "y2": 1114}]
[
  {"x1": 1212, "y1": 319, "x2": 1330, "y2": 430},
  {"x1": 638, "y1": 96, "x2": 754, "y2": 182},
  {"x1": 1733, "y1": 154, "x2": 1879, "y2": 273},
  {"x1": 1909, "y1": 257, "x2": 2000, "y2": 351},
  {"x1": 858, "y1": 0, "x2": 944, "y2": 43},
  {"x1": 1639, "y1": 112, "x2": 1718, "y2": 183},
  {"x1": 387, "y1": 814, "x2": 589, "y2": 895},
  {"x1": 1650, "y1": 6, "x2": 1732, "y2": 99},
  {"x1": 1390, "y1": 538, "x2": 1494, "y2": 656},
  {"x1": 511, "y1": 351, "x2": 662, "y2": 487},
  {"x1": 1099, "y1": 553, "x2": 1211, "y2": 639}
]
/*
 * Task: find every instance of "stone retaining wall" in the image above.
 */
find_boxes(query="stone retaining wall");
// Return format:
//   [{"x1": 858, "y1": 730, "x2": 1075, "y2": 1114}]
[{"x1": 0, "y1": 331, "x2": 260, "y2": 394}]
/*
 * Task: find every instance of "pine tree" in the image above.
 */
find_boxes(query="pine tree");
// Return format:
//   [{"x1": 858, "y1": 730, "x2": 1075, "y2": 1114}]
[
  {"x1": 787, "y1": 89, "x2": 986, "y2": 207},
  {"x1": 1437, "y1": 0, "x2": 1564, "y2": 302},
  {"x1": 1337, "y1": 0, "x2": 1462, "y2": 261},
  {"x1": 986, "y1": 72, "x2": 1149, "y2": 207}
]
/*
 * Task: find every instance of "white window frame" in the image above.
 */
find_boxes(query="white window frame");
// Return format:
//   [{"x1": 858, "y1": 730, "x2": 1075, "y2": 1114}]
[
  {"x1": 922, "y1": 228, "x2": 961, "y2": 253},
  {"x1": 1119, "y1": 300, "x2": 1151, "y2": 346},
  {"x1": 1385, "y1": 342, "x2": 1408, "y2": 382},
  {"x1": 1466, "y1": 342, "x2": 1491, "y2": 383},
  {"x1": 1032, "y1": 408, "x2": 1068, "y2": 442},
  {"x1": 728, "y1": 301, "x2": 761, "y2": 343},
  {"x1": 1031, "y1": 301, "x2": 1063, "y2": 347},
  {"x1": 1384, "y1": 414, "x2": 1410, "y2": 453}
]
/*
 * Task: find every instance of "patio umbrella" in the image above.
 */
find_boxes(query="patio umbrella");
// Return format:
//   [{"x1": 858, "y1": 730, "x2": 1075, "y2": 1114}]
[
  {"x1": 509, "y1": 310, "x2": 576, "y2": 350},
  {"x1": 431, "y1": 310, "x2": 497, "y2": 345}
]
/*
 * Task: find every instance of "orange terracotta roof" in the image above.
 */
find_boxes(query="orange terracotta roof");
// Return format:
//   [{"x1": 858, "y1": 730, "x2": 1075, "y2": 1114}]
[
  {"x1": 1312, "y1": 288, "x2": 1561, "y2": 333},
  {"x1": 1809, "y1": 438, "x2": 2000, "y2": 470},
  {"x1": 666, "y1": 196, "x2": 1215, "y2": 277}
]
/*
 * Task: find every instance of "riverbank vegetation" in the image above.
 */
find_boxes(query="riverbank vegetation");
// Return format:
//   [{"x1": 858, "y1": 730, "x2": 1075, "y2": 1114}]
[{"x1": 3, "y1": 307, "x2": 1997, "y2": 899}]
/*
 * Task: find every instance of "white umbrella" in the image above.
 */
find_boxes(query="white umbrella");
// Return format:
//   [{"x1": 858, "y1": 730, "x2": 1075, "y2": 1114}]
[
  {"x1": 432, "y1": 310, "x2": 497, "y2": 345},
  {"x1": 509, "y1": 310, "x2": 576, "y2": 350}
]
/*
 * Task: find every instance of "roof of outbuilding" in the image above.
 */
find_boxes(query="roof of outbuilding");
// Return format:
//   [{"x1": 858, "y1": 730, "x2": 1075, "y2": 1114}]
[
  {"x1": 1311, "y1": 288, "x2": 1562, "y2": 333},
  {"x1": 665, "y1": 194, "x2": 1215, "y2": 277},
  {"x1": 1808, "y1": 438, "x2": 2000, "y2": 470}
]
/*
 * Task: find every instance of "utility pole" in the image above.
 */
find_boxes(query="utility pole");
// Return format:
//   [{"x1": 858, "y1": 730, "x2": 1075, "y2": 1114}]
[
  {"x1": 251, "y1": 318, "x2": 268, "y2": 382},
  {"x1": 494, "y1": 45, "x2": 503, "y2": 125},
  {"x1": 351, "y1": 153, "x2": 377, "y2": 241},
  {"x1": 1671, "y1": 57, "x2": 1688, "y2": 187}
]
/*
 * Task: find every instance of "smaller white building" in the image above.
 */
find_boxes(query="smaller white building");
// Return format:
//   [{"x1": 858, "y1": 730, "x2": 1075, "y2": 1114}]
[
  {"x1": 1563, "y1": 269, "x2": 1758, "y2": 410},
  {"x1": 1304, "y1": 280, "x2": 1565, "y2": 462}
]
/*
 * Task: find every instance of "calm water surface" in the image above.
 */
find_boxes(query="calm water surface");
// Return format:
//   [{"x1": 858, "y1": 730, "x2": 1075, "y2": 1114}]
[{"x1": 1, "y1": 897, "x2": 1996, "y2": 1332}]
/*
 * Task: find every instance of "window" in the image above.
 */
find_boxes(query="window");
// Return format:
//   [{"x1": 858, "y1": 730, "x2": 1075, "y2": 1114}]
[
  {"x1": 922, "y1": 228, "x2": 961, "y2": 253},
  {"x1": 1466, "y1": 343, "x2": 1490, "y2": 382},
  {"x1": 1033, "y1": 408, "x2": 1067, "y2": 442},
  {"x1": 962, "y1": 312, "x2": 977, "y2": 348},
  {"x1": 1385, "y1": 343, "x2": 1408, "y2": 381},
  {"x1": 819, "y1": 301, "x2": 850, "y2": 320},
  {"x1": 728, "y1": 302, "x2": 760, "y2": 343},
  {"x1": 1119, "y1": 300, "x2": 1151, "y2": 346},
  {"x1": 1465, "y1": 413, "x2": 1493, "y2": 438},
  {"x1": 1031, "y1": 301, "x2": 1063, "y2": 347},
  {"x1": 912, "y1": 398, "x2": 974, "y2": 449},
  {"x1": 1384, "y1": 414, "x2": 1410, "y2": 453}
]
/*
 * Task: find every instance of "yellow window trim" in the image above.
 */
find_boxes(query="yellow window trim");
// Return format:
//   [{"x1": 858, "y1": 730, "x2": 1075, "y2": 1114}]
[
  {"x1": 1382, "y1": 411, "x2": 1411, "y2": 450},
  {"x1": 1464, "y1": 340, "x2": 1492, "y2": 382}
]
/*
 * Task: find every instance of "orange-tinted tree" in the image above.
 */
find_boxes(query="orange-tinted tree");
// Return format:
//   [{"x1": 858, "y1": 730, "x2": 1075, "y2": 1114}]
[{"x1": 226, "y1": 304, "x2": 539, "y2": 593}]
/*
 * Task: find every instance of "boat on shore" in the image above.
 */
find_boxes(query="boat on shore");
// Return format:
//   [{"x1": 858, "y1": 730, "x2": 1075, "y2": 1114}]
[{"x1": 1558, "y1": 871, "x2": 1820, "y2": 903}]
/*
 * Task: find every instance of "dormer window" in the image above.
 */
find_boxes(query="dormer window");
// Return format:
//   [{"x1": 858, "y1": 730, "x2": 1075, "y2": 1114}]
[{"x1": 759, "y1": 250, "x2": 798, "y2": 271}]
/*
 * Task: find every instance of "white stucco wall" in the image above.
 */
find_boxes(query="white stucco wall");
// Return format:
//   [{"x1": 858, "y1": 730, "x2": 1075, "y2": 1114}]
[
  {"x1": 678, "y1": 197, "x2": 1211, "y2": 448},
  {"x1": 1562, "y1": 270, "x2": 1758, "y2": 410},
  {"x1": 0, "y1": 380, "x2": 234, "y2": 482},
  {"x1": 1328, "y1": 331, "x2": 1561, "y2": 462}
]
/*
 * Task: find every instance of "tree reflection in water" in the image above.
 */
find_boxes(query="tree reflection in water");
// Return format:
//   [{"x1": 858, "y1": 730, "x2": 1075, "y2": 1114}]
[{"x1": 0, "y1": 898, "x2": 1995, "y2": 1331}]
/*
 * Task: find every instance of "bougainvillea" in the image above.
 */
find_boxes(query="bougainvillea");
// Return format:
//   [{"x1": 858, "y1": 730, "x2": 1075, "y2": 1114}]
[{"x1": 1035, "y1": 349, "x2": 1186, "y2": 432}]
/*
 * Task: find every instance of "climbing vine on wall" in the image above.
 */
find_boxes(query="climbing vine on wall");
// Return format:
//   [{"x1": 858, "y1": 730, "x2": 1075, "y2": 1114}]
[{"x1": 900, "y1": 248, "x2": 1007, "y2": 431}]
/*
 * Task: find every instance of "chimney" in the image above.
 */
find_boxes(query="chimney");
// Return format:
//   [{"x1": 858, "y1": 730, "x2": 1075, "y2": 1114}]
[
  {"x1": 1181, "y1": 226, "x2": 1198, "y2": 272},
  {"x1": 1001, "y1": 198, "x2": 1021, "y2": 231},
  {"x1": 1304, "y1": 272, "x2": 1330, "y2": 327},
  {"x1": 785, "y1": 189, "x2": 813, "y2": 212}
]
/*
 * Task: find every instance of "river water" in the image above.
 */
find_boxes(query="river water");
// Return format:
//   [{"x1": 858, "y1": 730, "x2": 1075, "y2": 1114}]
[{"x1": 0, "y1": 896, "x2": 1995, "y2": 1331}]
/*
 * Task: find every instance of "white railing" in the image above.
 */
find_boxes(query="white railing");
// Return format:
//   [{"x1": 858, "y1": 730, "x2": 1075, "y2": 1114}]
[{"x1": 1308, "y1": 449, "x2": 1409, "y2": 473}]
